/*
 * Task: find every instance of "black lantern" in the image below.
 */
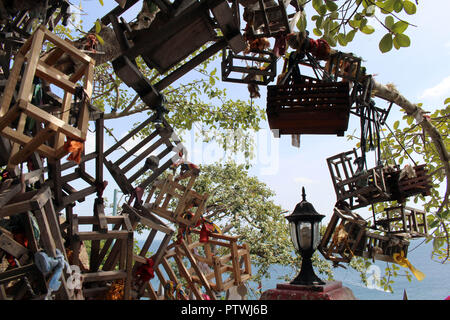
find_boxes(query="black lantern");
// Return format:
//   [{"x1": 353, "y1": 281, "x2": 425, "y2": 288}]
[{"x1": 286, "y1": 187, "x2": 325, "y2": 285}]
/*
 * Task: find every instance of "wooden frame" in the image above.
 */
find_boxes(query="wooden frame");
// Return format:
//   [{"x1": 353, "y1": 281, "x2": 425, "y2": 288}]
[
  {"x1": 326, "y1": 149, "x2": 391, "y2": 210},
  {"x1": 44, "y1": 112, "x2": 105, "y2": 212},
  {"x1": 244, "y1": 0, "x2": 295, "y2": 39},
  {"x1": 221, "y1": 48, "x2": 277, "y2": 85},
  {"x1": 109, "y1": 0, "x2": 246, "y2": 106},
  {"x1": 70, "y1": 211, "x2": 134, "y2": 300},
  {"x1": 0, "y1": 186, "x2": 72, "y2": 299},
  {"x1": 177, "y1": 230, "x2": 252, "y2": 293},
  {"x1": 385, "y1": 164, "x2": 432, "y2": 203},
  {"x1": 104, "y1": 114, "x2": 184, "y2": 199},
  {"x1": 266, "y1": 75, "x2": 351, "y2": 136},
  {"x1": 375, "y1": 205, "x2": 428, "y2": 238},
  {"x1": 319, "y1": 206, "x2": 368, "y2": 264},
  {"x1": 0, "y1": 25, "x2": 94, "y2": 169},
  {"x1": 325, "y1": 51, "x2": 362, "y2": 83},
  {"x1": 142, "y1": 174, "x2": 209, "y2": 228},
  {"x1": 358, "y1": 231, "x2": 410, "y2": 264}
]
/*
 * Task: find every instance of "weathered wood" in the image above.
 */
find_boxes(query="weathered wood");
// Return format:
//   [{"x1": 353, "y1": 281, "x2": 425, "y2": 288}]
[
  {"x1": 0, "y1": 26, "x2": 95, "y2": 169},
  {"x1": 104, "y1": 114, "x2": 183, "y2": 198},
  {"x1": 267, "y1": 76, "x2": 351, "y2": 136}
]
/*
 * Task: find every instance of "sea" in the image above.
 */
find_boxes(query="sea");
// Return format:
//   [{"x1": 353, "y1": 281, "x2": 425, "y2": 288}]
[{"x1": 140, "y1": 238, "x2": 449, "y2": 300}]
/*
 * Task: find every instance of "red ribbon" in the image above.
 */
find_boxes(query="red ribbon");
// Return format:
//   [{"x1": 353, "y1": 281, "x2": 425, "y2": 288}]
[{"x1": 135, "y1": 257, "x2": 155, "y2": 283}]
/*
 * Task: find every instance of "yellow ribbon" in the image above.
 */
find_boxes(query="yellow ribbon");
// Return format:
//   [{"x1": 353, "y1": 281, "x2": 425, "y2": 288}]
[{"x1": 393, "y1": 251, "x2": 425, "y2": 281}]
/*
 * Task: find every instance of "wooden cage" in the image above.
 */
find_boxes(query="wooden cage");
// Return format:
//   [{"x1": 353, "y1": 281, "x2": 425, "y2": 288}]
[
  {"x1": 0, "y1": 25, "x2": 94, "y2": 169},
  {"x1": 221, "y1": 48, "x2": 277, "y2": 85},
  {"x1": 0, "y1": 185, "x2": 72, "y2": 299},
  {"x1": 108, "y1": 0, "x2": 246, "y2": 105},
  {"x1": 103, "y1": 114, "x2": 184, "y2": 200},
  {"x1": 266, "y1": 75, "x2": 351, "y2": 136},
  {"x1": 319, "y1": 205, "x2": 368, "y2": 264},
  {"x1": 44, "y1": 112, "x2": 105, "y2": 212},
  {"x1": 374, "y1": 205, "x2": 428, "y2": 238},
  {"x1": 244, "y1": 0, "x2": 295, "y2": 39},
  {"x1": 70, "y1": 209, "x2": 134, "y2": 300},
  {"x1": 326, "y1": 149, "x2": 391, "y2": 210},
  {"x1": 357, "y1": 231, "x2": 410, "y2": 264},
  {"x1": 142, "y1": 174, "x2": 209, "y2": 228},
  {"x1": 385, "y1": 164, "x2": 432, "y2": 203},
  {"x1": 177, "y1": 230, "x2": 252, "y2": 293},
  {"x1": 325, "y1": 51, "x2": 362, "y2": 83}
]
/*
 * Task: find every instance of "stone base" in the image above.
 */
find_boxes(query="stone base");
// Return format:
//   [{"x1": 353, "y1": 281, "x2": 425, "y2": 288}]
[{"x1": 260, "y1": 281, "x2": 357, "y2": 300}]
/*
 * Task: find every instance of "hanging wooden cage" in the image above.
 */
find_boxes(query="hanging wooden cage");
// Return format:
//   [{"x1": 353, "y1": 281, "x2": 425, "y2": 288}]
[
  {"x1": 384, "y1": 164, "x2": 432, "y2": 203},
  {"x1": 326, "y1": 149, "x2": 391, "y2": 210},
  {"x1": 0, "y1": 185, "x2": 73, "y2": 299},
  {"x1": 142, "y1": 173, "x2": 209, "y2": 228},
  {"x1": 172, "y1": 231, "x2": 252, "y2": 294},
  {"x1": 70, "y1": 209, "x2": 134, "y2": 300},
  {"x1": 374, "y1": 205, "x2": 428, "y2": 238},
  {"x1": 221, "y1": 48, "x2": 277, "y2": 85},
  {"x1": 266, "y1": 75, "x2": 351, "y2": 136},
  {"x1": 103, "y1": 114, "x2": 184, "y2": 199},
  {"x1": 324, "y1": 51, "x2": 362, "y2": 83},
  {"x1": 107, "y1": 0, "x2": 246, "y2": 107},
  {"x1": 357, "y1": 231, "x2": 410, "y2": 264},
  {"x1": 0, "y1": 25, "x2": 95, "y2": 169},
  {"x1": 243, "y1": 0, "x2": 296, "y2": 39},
  {"x1": 318, "y1": 205, "x2": 368, "y2": 264},
  {"x1": 44, "y1": 112, "x2": 105, "y2": 212}
]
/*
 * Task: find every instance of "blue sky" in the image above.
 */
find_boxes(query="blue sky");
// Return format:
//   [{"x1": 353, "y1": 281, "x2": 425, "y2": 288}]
[{"x1": 71, "y1": 0, "x2": 449, "y2": 237}]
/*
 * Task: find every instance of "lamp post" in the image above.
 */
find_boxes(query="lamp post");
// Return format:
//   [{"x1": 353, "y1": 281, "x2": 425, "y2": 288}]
[{"x1": 285, "y1": 187, "x2": 325, "y2": 286}]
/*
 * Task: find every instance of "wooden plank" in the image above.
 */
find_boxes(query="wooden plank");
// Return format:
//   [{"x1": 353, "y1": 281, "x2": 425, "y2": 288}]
[
  {"x1": 82, "y1": 271, "x2": 127, "y2": 283},
  {"x1": 1, "y1": 127, "x2": 56, "y2": 158},
  {"x1": 16, "y1": 29, "x2": 45, "y2": 103},
  {"x1": 0, "y1": 53, "x2": 24, "y2": 116},
  {"x1": 42, "y1": 27, "x2": 92, "y2": 64},
  {"x1": 0, "y1": 233, "x2": 29, "y2": 258},
  {"x1": 8, "y1": 124, "x2": 57, "y2": 166}
]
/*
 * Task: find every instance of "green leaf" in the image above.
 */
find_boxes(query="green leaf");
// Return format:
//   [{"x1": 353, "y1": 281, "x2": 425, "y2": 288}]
[
  {"x1": 379, "y1": 33, "x2": 393, "y2": 53},
  {"x1": 403, "y1": 0, "x2": 417, "y2": 14},
  {"x1": 98, "y1": 0, "x2": 104, "y2": 5},
  {"x1": 95, "y1": 20, "x2": 101, "y2": 34},
  {"x1": 365, "y1": 5, "x2": 376, "y2": 16},
  {"x1": 444, "y1": 97, "x2": 450, "y2": 105},
  {"x1": 95, "y1": 34, "x2": 105, "y2": 45},
  {"x1": 297, "y1": 13, "x2": 307, "y2": 32},
  {"x1": 345, "y1": 29, "x2": 357, "y2": 42},
  {"x1": 313, "y1": 0, "x2": 324, "y2": 14},
  {"x1": 337, "y1": 33, "x2": 348, "y2": 46},
  {"x1": 361, "y1": 25, "x2": 375, "y2": 34},
  {"x1": 394, "y1": 33, "x2": 411, "y2": 47},
  {"x1": 385, "y1": 16, "x2": 395, "y2": 29},
  {"x1": 349, "y1": 19, "x2": 361, "y2": 29},
  {"x1": 393, "y1": 120, "x2": 400, "y2": 130},
  {"x1": 379, "y1": 0, "x2": 395, "y2": 13},
  {"x1": 407, "y1": 115, "x2": 414, "y2": 125},
  {"x1": 392, "y1": 21, "x2": 408, "y2": 34},
  {"x1": 326, "y1": 0, "x2": 338, "y2": 11},
  {"x1": 313, "y1": 28, "x2": 323, "y2": 36},
  {"x1": 393, "y1": 0, "x2": 403, "y2": 13},
  {"x1": 319, "y1": 4, "x2": 327, "y2": 15}
]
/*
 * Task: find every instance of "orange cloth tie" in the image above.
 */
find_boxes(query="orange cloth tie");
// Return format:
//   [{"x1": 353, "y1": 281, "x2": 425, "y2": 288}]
[
  {"x1": 64, "y1": 139, "x2": 84, "y2": 164},
  {"x1": 393, "y1": 251, "x2": 425, "y2": 281}
]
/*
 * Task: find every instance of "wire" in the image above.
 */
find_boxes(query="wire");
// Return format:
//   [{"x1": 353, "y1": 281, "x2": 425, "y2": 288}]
[{"x1": 383, "y1": 121, "x2": 418, "y2": 167}]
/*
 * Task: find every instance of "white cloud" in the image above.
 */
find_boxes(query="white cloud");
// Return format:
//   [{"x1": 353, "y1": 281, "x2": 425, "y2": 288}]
[{"x1": 419, "y1": 76, "x2": 450, "y2": 100}]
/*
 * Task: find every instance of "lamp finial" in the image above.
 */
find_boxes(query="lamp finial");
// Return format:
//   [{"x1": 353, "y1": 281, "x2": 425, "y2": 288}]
[{"x1": 302, "y1": 187, "x2": 306, "y2": 201}]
